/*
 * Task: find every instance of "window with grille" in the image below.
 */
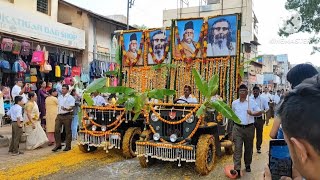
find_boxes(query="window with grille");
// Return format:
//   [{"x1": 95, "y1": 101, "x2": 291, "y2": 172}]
[{"x1": 37, "y1": 0, "x2": 49, "y2": 14}]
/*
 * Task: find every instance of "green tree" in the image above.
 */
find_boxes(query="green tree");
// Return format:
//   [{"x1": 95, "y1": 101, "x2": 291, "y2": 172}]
[
  {"x1": 132, "y1": 24, "x2": 148, "y2": 30},
  {"x1": 280, "y1": 0, "x2": 320, "y2": 54}
]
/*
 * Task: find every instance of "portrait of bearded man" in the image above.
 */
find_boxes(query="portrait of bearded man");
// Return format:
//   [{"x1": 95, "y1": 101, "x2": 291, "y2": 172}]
[
  {"x1": 207, "y1": 18, "x2": 236, "y2": 57},
  {"x1": 148, "y1": 30, "x2": 170, "y2": 65},
  {"x1": 124, "y1": 33, "x2": 143, "y2": 66},
  {"x1": 175, "y1": 20, "x2": 201, "y2": 59}
]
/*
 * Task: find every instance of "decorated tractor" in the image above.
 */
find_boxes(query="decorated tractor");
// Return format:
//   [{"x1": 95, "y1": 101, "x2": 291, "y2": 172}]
[
  {"x1": 78, "y1": 104, "x2": 144, "y2": 158},
  {"x1": 78, "y1": 12, "x2": 243, "y2": 175},
  {"x1": 77, "y1": 72, "x2": 146, "y2": 159},
  {"x1": 135, "y1": 69, "x2": 241, "y2": 175}
]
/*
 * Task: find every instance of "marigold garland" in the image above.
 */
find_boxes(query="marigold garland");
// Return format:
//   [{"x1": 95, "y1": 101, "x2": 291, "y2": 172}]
[{"x1": 149, "y1": 105, "x2": 200, "y2": 125}]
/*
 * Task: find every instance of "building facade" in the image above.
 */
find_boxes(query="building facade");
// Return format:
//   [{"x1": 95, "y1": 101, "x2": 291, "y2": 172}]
[
  {"x1": 0, "y1": 0, "x2": 85, "y2": 86},
  {"x1": 58, "y1": 0, "x2": 131, "y2": 71}
]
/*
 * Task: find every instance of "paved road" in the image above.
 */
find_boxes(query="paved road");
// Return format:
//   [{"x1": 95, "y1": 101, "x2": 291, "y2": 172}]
[{"x1": 0, "y1": 121, "x2": 273, "y2": 179}]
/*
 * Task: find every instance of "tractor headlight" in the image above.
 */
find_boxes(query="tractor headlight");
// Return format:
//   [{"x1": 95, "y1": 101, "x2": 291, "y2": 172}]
[
  {"x1": 91, "y1": 125, "x2": 97, "y2": 131},
  {"x1": 151, "y1": 113, "x2": 159, "y2": 122},
  {"x1": 186, "y1": 115, "x2": 194, "y2": 123},
  {"x1": 170, "y1": 134, "x2": 178, "y2": 142},
  {"x1": 185, "y1": 127, "x2": 190, "y2": 133},
  {"x1": 153, "y1": 133, "x2": 160, "y2": 141},
  {"x1": 101, "y1": 126, "x2": 107, "y2": 132}
]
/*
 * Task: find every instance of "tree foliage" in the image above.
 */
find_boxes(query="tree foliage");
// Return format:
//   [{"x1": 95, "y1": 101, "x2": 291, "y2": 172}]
[
  {"x1": 280, "y1": 0, "x2": 320, "y2": 54},
  {"x1": 132, "y1": 24, "x2": 148, "y2": 30}
]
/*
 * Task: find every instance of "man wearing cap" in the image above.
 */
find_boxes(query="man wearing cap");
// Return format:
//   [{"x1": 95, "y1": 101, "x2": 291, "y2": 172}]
[
  {"x1": 175, "y1": 21, "x2": 200, "y2": 58},
  {"x1": 126, "y1": 33, "x2": 143, "y2": 66}
]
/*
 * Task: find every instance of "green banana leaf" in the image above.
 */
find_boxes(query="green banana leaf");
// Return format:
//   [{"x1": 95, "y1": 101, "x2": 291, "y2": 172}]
[
  {"x1": 147, "y1": 89, "x2": 176, "y2": 100},
  {"x1": 125, "y1": 97, "x2": 135, "y2": 111},
  {"x1": 97, "y1": 86, "x2": 136, "y2": 95},
  {"x1": 196, "y1": 104, "x2": 206, "y2": 117},
  {"x1": 192, "y1": 68, "x2": 208, "y2": 96},
  {"x1": 210, "y1": 100, "x2": 241, "y2": 124},
  {"x1": 83, "y1": 93, "x2": 94, "y2": 106},
  {"x1": 85, "y1": 78, "x2": 106, "y2": 93},
  {"x1": 115, "y1": 45, "x2": 122, "y2": 65},
  {"x1": 105, "y1": 71, "x2": 118, "y2": 76},
  {"x1": 208, "y1": 74, "x2": 219, "y2": 97}
]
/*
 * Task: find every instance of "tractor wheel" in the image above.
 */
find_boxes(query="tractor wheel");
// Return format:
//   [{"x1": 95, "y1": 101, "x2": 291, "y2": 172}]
[
  {"x1": 122, "y1": 127, "x2": 141, "y2": 158},
  {"x1": 195, "y1": 134, "x2": 216, "y2": 175},
  {"x1": 138, "y1": 130, "x2": 155, "y2": 168},
  {"x1": 78, "y1": 144, "x2": 97, "y2": 153}
]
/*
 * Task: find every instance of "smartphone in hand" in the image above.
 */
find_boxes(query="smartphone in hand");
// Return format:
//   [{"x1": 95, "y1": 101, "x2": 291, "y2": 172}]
[{"x1": 269, "y1": 139, "x2": 292, "y2": 180}]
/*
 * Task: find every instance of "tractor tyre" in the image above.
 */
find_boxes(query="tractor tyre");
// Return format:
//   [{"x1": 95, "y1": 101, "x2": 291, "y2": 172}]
[
  {"x1": 195, "y1": 134, "x2": 216, "y2": 175},
  {"x1": 122, "y1": 127, "x2": 141, "y2": 158}
]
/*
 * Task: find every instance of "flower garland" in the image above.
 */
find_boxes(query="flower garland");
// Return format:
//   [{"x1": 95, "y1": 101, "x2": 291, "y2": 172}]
[
  {"x1": 202, "y1": 21, "x2": 208, "y2": 62},
  {"x1": 121, "y1": 32, "x2": 145, "y2": 67},
  {"x1": 146, "y1": 111, "x2": 203, "y2": 145},
  {"x1": 147, "y1": 30, "x2": 171, "y2": 64},
  {"x1": 85, "y1": 111, "x2": 126, "y2": 128},
  {"x1": 149, "y1": 105, "x2": 200, "y2": 125}
]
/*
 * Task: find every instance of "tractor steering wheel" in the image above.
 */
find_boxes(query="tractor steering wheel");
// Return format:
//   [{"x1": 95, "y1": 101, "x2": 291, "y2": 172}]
[{"x1": 174, "y1": 99, "x2": 189, "y2": 104}]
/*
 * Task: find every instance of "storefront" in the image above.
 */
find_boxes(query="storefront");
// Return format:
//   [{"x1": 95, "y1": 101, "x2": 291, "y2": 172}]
[{"x1": 0, "y1": 3, "x2": 85, "y2": 89}]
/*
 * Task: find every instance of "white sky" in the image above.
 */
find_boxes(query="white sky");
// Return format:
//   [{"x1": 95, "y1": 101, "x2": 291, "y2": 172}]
[{"x1": 66, "y1": 0, "x2": 320, "y2": 66}]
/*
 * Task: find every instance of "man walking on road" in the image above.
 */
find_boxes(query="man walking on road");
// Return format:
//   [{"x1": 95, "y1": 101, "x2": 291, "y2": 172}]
[
  {"x1": 230, "y1": 84, "x2": 262, "y2": 178},
  {"x1": 260, "y1": 87, "x2": 273, "y2": 126},
  {"x1": 52, "y1": 85, "x2": 75, "y2": 152},
  {"x1": 251, "y1": 86, "x2": 269, "y2": 154}
]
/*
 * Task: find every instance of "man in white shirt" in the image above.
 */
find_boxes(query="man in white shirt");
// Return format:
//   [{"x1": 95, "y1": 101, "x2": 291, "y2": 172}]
[
  {"x1": 273, "y1": 90, "x2": 281, "y2": 105},
  {"x1": 52, "y1": 84, "x2": 75, "y2": 152},
  {"x1": 7, "y1": 96, "x2": 24, "y2": 155},
  {"x1": 92, "y1": 92, "x2": 107, "y2": 106},
  {"x1": 260, "y1": 87, "x2": 273, "y2": 125},
  {"x1": 230, "y1": 84, "x2": 262, "y2": 177},
  {"x1": 251, "y1": 86, "x2": 269, "y2": 154},
  {"x1": 11, "y1": 78, "x2": 28, "y2": 104},
  {"x1": 174, "y1": 85, "x2": 198, "y2": 104}
]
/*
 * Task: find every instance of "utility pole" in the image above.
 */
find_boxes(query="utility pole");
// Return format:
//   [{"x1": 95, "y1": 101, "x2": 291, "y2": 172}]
[{"x1": 127, "y1": 0, "x2": 135, "y2": 30}]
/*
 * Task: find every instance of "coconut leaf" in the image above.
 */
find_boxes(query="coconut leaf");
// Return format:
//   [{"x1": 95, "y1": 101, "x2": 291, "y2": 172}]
[
  {"x1": 147, "y1": 89, "x2": 176, "y2": 99},
  {"x1": 210, "y1": 100, "x2": 241, "y2": 124},
  {"x1": 192, "y1": 68, "x2": 208, "y2": 96},
  {"x1": 83, "y1": 93, "x2": 94, "y2": 106},
  {"x1": 85, "y1": 78, "x2": 106, "y2": 93},
  {"x1": 196, "y1": 104, "x2": 206, "y2": 118},
  {"x1": 98, "y1": 86, "x2": 136, "y2": 95}
]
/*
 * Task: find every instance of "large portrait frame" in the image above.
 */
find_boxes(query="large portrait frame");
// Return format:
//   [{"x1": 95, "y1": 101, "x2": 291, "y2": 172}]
[
  {"x1": 206, "y1": 15, "x2": 238, "y2": 57},
  {"x1": 147, "y1": 28, "x2": 171, "y2": 65},
  {"x1": 122, "y1": 30, "x2": 144, "y2": 66},
  {"x1": 174, "y1": 18, "x2": 204, "y2": 61}
]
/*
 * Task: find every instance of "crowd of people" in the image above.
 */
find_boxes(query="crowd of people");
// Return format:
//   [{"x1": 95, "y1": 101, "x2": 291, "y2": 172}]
[
  {"x1": 4, "y1": 78, "x2": 83, "y2": 155},
  {"x1": 2, "y1": 62, "x2": 320, "y2": 179}
]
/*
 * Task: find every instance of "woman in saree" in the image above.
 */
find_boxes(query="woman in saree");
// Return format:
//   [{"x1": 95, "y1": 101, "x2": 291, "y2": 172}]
[{"x1": 24, "y1": 92, "x2": 48, "y2": 150}]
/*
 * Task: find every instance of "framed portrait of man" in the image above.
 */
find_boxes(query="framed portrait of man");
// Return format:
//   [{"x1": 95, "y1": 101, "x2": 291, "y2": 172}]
[
  {"x1": 174, "y1": 18, "x2": 204, "y2": 59},
  {"x1": 147, "y1": 29, "x2": 171, "y2": 65},
  {"x1": 122, "y1": 31, "x2": 144, "y2": 66},
  {"x1": 207, "y1": 15, "x2": 238, "y2": 57}
]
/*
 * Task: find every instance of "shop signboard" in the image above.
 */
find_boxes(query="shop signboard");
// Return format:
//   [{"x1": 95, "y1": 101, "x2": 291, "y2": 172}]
[{"x1": 0, "y1": 4, "x2": 85, "y2": 49}]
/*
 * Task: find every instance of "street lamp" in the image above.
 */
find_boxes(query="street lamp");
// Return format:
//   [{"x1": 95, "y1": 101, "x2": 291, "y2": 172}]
[{"x1": 127, "y1": 0, "x2": 135, "y2": 30}]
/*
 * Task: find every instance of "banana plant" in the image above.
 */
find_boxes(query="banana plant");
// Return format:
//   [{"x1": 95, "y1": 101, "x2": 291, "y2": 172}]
[
  {"x1": 151, "y1": 63, "x2": 177, "y2": 78},
  {"x1": 192, "y1": 68, "x2": 241, "y2": 124},
  {"x1": 83, "y1": 77, "x2": 176, "y2": 121}
]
